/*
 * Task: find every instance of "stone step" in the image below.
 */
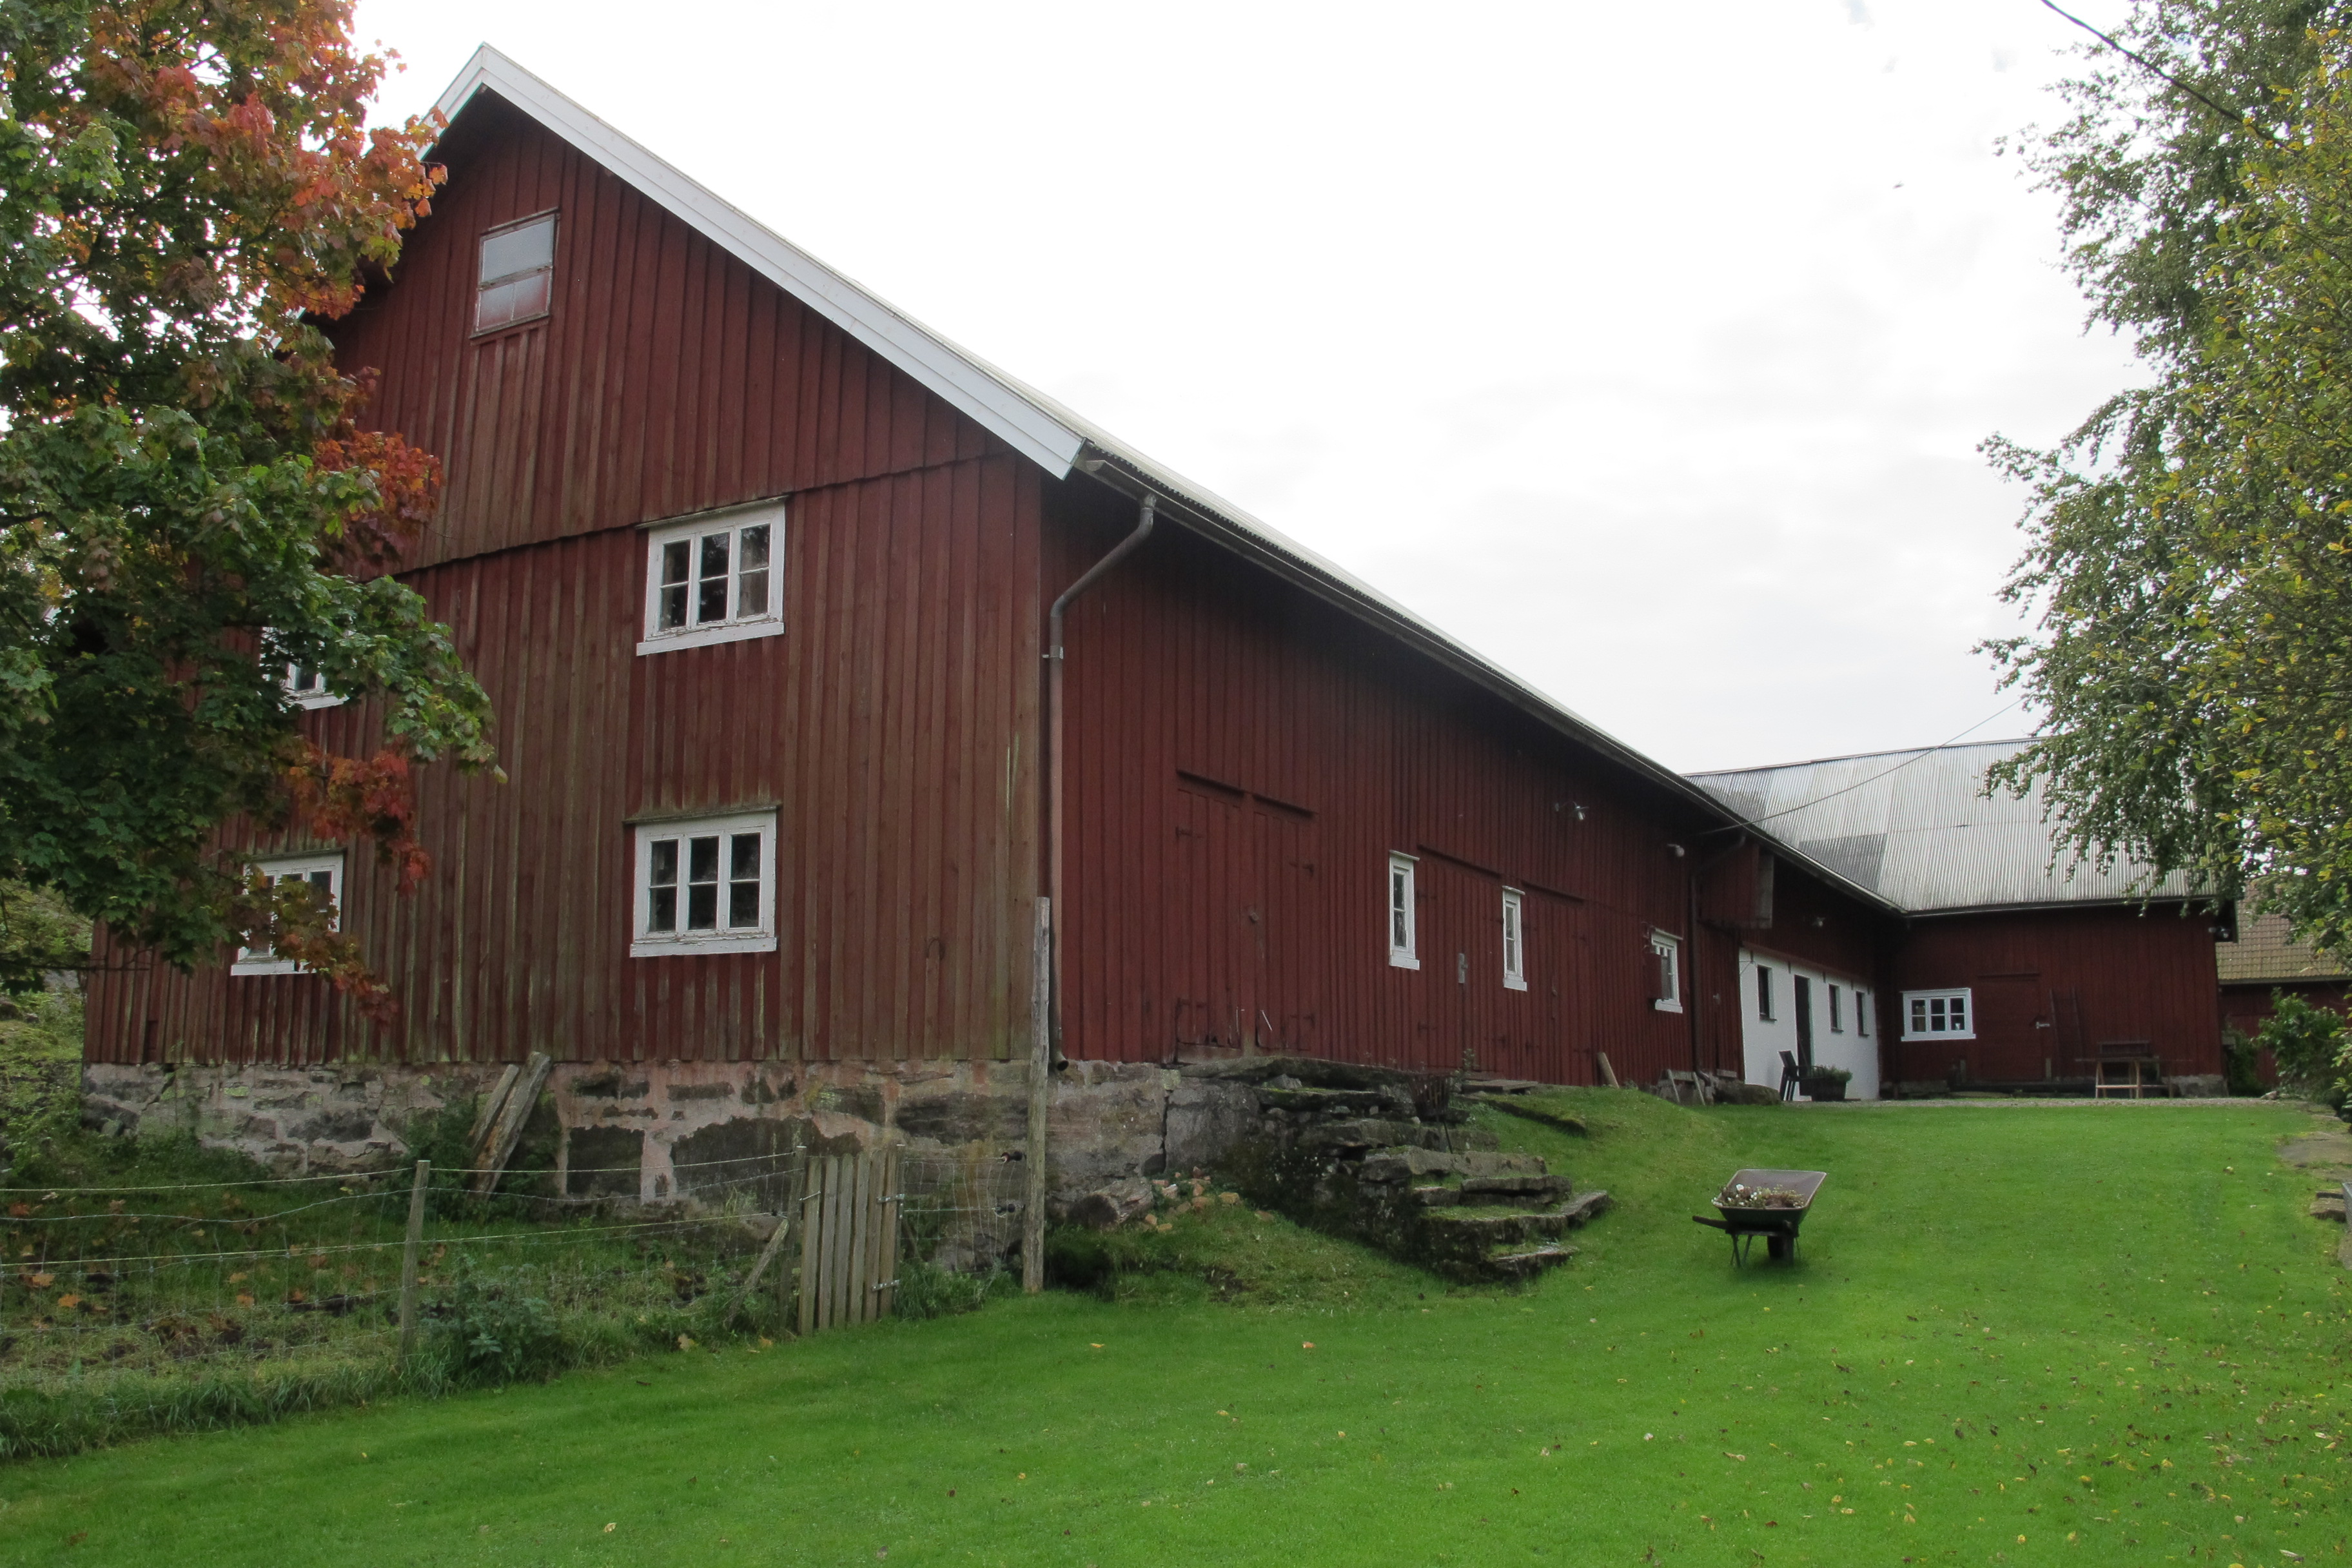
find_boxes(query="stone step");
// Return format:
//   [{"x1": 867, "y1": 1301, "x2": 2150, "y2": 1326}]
[
  {"x1": 1459, "y1": 1172, "x2": 1570, "y2": 1202},
  {"x1": 1485, "y1": 1244, "x2": 1576, "y2": 1280},
  {"x1": 1556, "y1": 1190, "x2": 1612, "y2": 1228},
  {"x1": 1257, "y1": 1085, "x2": 1407, "y2": 1119},
  {"x1": 1410, "y1": 1184, "x2": 1462, "y2": 1208},
  {"x1": 1359, "y1": 1147, "x2": 1468, "y2": 1183},
  {"x1": 1421, "y1": 1208, "x2": 1574, "y2": 1248}
]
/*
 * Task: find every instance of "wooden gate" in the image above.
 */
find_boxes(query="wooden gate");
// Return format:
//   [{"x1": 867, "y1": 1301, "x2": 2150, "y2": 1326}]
[{"x1": 795, "y1": 1150, "x2": 901, "y2": 1333}]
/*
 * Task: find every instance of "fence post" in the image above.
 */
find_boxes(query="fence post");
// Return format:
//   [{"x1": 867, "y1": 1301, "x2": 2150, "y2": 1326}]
[{"x1": 397, "y1": 1159, "x2": 428, "y2": 1362}]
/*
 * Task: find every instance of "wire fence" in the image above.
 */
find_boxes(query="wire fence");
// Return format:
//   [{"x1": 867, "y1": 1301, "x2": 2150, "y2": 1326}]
[{"x1": 0, "y1": 1139, "x2": 1020, "y2": 1450}]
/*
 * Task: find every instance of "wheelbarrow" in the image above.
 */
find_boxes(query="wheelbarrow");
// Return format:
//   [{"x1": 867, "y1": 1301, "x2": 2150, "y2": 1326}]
[{"x1": 1691, "y1": 1168, "x2": 1827, "y2": 1266}]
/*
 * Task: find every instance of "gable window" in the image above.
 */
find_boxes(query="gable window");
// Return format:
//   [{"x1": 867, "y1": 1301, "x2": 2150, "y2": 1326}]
[
  {"x1": 1856, "y1": 989, "x2": 1871, "y2": 1037},
  {"x1": 1387, "y1": 854, "x2": 1418, "y2": 970},
  {"x1": 232, "y1": 852, "x2": 344, "y2": 975},
  {"x1": 1650, "y1": 930, "x2": 1682, "y2": 1013},
  {"x1": 632, "y1": 811, "x2": 777, "y2": 956},
  {"x1": 1828, "y1": 983, "x2": 1844, "y2": 1033},
  {"x1": 638, "y1": 505, "x2": 787, "y2": 654},
  {"x1": 1755, "y1": 963, "x2": 1774, "y2": 1021},
  {"x1": 1501, "y1": 888, "x2": 1527, "y2": 991},
  {"x1": 1902, "y1": 987, "x2": 1972, "y2": 1041},
  {"x1": 475, "y1": 211, "x2": 556, "y2": 334}
]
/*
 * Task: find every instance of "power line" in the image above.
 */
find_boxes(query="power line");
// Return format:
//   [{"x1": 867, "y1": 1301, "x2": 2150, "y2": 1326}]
[
  {"x1": 1702, "y1": 698, "x2": 2026, "y2": 837},
  {"x1": 2037, "y1": 0, "x2": 2287, "y2": 146}
]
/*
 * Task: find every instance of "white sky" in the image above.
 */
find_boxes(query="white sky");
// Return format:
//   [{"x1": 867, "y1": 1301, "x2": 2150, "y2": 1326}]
[{"x1": 354, "y1": 0, "x2": 2144, "y2": 774}]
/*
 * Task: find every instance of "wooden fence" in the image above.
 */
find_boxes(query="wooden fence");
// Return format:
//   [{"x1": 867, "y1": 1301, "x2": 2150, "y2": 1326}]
[{"x1": 796, "y1": 1150, "x2": 901, "y2": 1334}]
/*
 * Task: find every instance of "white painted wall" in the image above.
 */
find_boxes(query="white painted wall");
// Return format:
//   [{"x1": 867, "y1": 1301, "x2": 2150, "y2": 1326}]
[{"x1": 1736, "y1": 948, "x2": 1881, "y2": 1101}]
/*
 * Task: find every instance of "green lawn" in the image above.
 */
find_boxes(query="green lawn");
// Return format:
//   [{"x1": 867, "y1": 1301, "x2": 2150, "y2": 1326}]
[{"x1": 2, "y1": 1093, "x2": 2347, "y2": 1566}]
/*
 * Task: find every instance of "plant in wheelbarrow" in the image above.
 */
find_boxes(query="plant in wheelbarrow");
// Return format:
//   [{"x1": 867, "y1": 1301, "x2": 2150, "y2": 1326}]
[
  {"x1": 1799, "y1": 1064, "x2": 1852, "y2": 1102},
  {"x1": 1692, "y1": 1168, "x2": 1827, "y2": 1266}
]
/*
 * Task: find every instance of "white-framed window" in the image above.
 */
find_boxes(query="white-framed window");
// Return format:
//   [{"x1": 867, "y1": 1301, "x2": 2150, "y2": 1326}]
[
  {"x1": 283, "y1": 660, "x2": 344, "y2": 710},
  {"x1": 1501, "y1": 888, "x2": 1527, "y2": 991},
  {"x1": 1902, "y1": 988, "x2": 1973, "y2": 1041},
  {"x1": 1856, "y1": 989, "x2": 1871, "y2": 1037},
  {"x1": 1755, "y1": 963, "x2": 1774, "y2": 1021},
  {"x1": 1828, "y1": 983, "x2": 1844, "y2": 1033},
  {"x1": 1387, "y1": 853, "x2": 1418, "y2": 970},
  {"x1": 632, "y1": 811, "x2": 778, "y2": 956},
  {"x1": 232, "y1": 852, "x2": 344, "y2": 975},
  {"x1": 638, "y1": 504, "x2": 786, "y2": 654},
  {"x1": 1650, "y1": 930, "x2": 1682, "y2": 1013},
  {"x1": 475, "y1": 211, "x2": 556, "y2": 334}
]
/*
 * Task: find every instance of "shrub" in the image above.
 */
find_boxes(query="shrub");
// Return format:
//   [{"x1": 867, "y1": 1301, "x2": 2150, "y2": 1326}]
[
  {"x1": 2221, "y1": 1026, "x2": 2264, "y2": 1097},
  {"x1": 424, "y1": 1256, "x2": 565, "y2": 1386},
  {"x1": 1799, "y1": 1064, "x2": 1853, "y2": 1085},
  {"x1": 892, "y1": 1259, "x2": 1003, "y2": 1320},
  {"x1": 2258, "y1": 992, "x2": 2348, "y2": 1105}
]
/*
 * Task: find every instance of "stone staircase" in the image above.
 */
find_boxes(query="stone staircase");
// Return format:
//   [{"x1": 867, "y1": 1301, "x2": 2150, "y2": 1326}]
[{"x1": 1230, "y1": 1066, "x2": 1612, "y2": 1284}]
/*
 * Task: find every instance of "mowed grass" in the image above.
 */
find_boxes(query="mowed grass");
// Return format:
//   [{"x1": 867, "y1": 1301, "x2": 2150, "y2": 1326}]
[{"x1": 3, "y1": 1093, "x2": 2348, "y2": 1567}]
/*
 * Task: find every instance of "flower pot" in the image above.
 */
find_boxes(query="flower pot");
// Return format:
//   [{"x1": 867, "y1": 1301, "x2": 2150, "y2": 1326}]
[{"x1": 1805, "y1": 1079, "x2": 1848, "y2": 1102}]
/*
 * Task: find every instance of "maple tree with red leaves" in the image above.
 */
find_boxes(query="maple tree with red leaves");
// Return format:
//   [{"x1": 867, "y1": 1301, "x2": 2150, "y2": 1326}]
[{"x1": 0, "y1": 1, "x2": 498, "y2": 1016}]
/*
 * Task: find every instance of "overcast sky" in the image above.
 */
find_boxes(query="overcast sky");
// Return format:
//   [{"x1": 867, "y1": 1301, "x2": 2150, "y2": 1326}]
[{"x1": 353, "y1": 0, "x2": 2144, "y2": 774}]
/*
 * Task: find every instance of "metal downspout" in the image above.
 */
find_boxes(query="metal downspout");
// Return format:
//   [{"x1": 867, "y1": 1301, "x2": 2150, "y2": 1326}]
[{"x1": 1024, "y1": 492, "x2": 1158, "y2": 1293}]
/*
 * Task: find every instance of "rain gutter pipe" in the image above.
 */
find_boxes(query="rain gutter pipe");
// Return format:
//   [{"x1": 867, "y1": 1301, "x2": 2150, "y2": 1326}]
[{"x1": 1024, "y1": 491, "x2": 1158, "y2": 1293}]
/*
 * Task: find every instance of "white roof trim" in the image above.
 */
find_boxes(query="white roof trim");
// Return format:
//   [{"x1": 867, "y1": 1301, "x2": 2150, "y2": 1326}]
[
  {"x1": 424, "y1": 48, "x2": 1856, "y2": 872},
  {"x1": 433, "y1": 46, "x2": 1087, "y2": 478}
]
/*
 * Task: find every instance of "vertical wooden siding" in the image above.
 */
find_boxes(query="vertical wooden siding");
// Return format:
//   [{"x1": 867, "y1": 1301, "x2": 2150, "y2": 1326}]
[
  {"x1": 84, "y1": 93, "x2": 1042, "y2": 1067},
  {"x1": 1050, "y1": 486, "x2": 1732, "y2": 1088},
  {"x1": 1887, "y1": 906, "x2": 2223, "y2": 1083}
]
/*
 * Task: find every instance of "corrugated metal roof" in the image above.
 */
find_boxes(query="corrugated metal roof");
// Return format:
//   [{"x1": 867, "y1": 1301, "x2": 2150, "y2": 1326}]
[
  {"x1": 428, "y1": 46, "x2": 1765, "y2": 846},
  {"x1": 1687, "y1": 739, "x2": 2206, "y2": 915},
  {"x1": 2217, "y1": 910, "x2": 2351, "y2": 984}
]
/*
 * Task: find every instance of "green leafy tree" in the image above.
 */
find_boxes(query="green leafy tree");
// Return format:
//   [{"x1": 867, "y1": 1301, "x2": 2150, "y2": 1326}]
[
  {"x1": 2255, "y1": 989, "x2": 2347, "y2": 1100},
  {"x1": 0, "y1": 1, "x2": 496, "y2": 1014},
  {"x1": 1990, "y1": 8, "x2": 2352, "y2": 950}
]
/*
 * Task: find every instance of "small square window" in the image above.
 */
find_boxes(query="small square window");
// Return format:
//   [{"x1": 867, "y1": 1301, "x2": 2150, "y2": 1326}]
[
  {"x1": 633, "y1": 812, "x2": 777, "y2": 956},
  {"x1": 232, "y1": 853, "x2": 344, "y2": 975},
  {"x1": 1901, "y1": 988, "x2": 1973, "y2": 1041},
  {"x1": 475, "y1": 211, "x2": 556, "y2": 334},
  {"x1": 639, "y1": 505, "x2": 787, "y2": 654},
  {"x1": 1501, "y1": 888, "x2": 1527, "y2": 991},
  {"x1": 1387, "y1": 854, "x2": 1418, "y2": 970},
  {"x1": 264, "y1": 629, "x2": 345, "y2": 710},
  {"x1": 1650, "y1": 930, "x2": 1682, "y2": 1013}
]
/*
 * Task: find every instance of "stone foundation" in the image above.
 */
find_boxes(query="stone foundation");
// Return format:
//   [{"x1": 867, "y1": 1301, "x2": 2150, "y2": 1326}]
[{"x1": 79, "y1": 1055, "x2": 1265, "y2": 1215}]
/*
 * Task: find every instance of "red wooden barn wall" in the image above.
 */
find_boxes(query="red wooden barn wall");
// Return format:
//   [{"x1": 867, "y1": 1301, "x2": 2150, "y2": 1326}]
[
  {"x1": 1047, "y1": 484, "x2": 1749, "y2": 1088},
  {"x1": 1885, "y1": 906, "x2": 2223, "y2": 1084},
  {"x1": 84, "y1": 92, "x2": 1044, "y2": 1068}
]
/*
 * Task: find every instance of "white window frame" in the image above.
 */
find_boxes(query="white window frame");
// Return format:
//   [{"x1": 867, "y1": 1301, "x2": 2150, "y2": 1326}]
[
  {"x1": 232, "y1": 852, "x2": 344, "y2": 975},
  {"x1": 1501, "y1": 888, "x2": 1527, "y2": 991},
  {"x1": 1387, "y1": 853, "x2": 1418, "y2": 970},
  {"x1": 637, "y1": 503, "x2": 787, "y2": 655},
  {"x1": 1651, "y1": 930, "x2": 1683, "y2": 1013},
  {"x1": 1755, "y1": 963, "x2": 1774, "y2": 1021},
  {"x1": 475, "y1": 210, "x2": 556, "y2": 335},
  {"x1": 1901, "y1": 987, "x2": 1974, "y2": 1041},
  {"x1": 632, "y1": 811, "x2": 778, "y2": 956},
  {"x1": 1856, "y1": 989, "x2": 1871, "y2": 1038},
  {"x1": 1828, "y1": 983, "x2": 1844, "y2": 1034},
  {"x1": 282, "y1": 660, "x2": 345, "y2": 711}
]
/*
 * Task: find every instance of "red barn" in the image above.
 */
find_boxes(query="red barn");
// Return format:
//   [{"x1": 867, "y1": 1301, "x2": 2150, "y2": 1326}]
[
  {"x1": 80, "y1": 51, "x2": 2227, "y2": 1197},
  {"x1": 1691, "y1": 741, "x2": 2228, "y2": 1095}
]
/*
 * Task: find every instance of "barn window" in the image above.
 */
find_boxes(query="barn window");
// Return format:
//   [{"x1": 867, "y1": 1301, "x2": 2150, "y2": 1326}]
[
  {"x1": 1501, "y1": 888, "x2": 1527, "y2": 991},
  {"x1": 1828, "y1": 983, "x2": 1843, "y2": 1033},
  {"x1": 638, "y1": 504, "x2": 787, "y2": 654},
  {"x1": 1755, "y1": 963, "x2": 1774, "y2": 1021},
  {"x1": 632, "y1": 811, "x2": 777, "y2": 956},
  {"x1": 282, "y1": 660, "x2": 344, "y2": 710},
  {"x1": 1901, "y1": 987, "x2": 1972, "y2": 1041},
  {"x1": 231, "y1": 852, "x2": 344, "y2": 975},
  {"x1": 475, "y1": 211, "x2": 556, "y2": 333},
  {"x1": 1387, "y1": 853, "x2": 1418, "y2": 970},
  {"x1": 1650, "y1": 930, "x2": 1682, "y2": 1013}
]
